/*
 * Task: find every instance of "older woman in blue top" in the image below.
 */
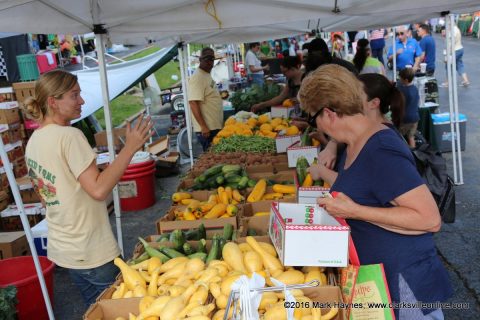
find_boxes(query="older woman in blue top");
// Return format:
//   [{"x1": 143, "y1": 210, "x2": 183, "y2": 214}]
[{"x1": 299, "y1": 64, "x2": 452, "y2": 320}]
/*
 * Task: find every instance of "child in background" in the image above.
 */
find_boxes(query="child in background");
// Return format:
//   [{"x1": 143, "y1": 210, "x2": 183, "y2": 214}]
[{"x1": 397, "y1": 67, "x2": 420, "y2": 148}]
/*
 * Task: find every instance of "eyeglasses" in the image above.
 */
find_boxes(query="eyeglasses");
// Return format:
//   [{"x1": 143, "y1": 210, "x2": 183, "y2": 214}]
[{"x1": 396, "y1": 32, "x2": 405, "y2": 36}]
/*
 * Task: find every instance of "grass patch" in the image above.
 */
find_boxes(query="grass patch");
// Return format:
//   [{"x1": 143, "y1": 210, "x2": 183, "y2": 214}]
[{"x1": 94, "y1": 94, "x2": 144, "y2": 128}]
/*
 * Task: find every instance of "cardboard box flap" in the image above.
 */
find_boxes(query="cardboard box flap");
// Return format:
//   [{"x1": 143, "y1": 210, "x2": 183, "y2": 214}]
[
  {"x1": 272, "y1": 202, "x2": 348, "y2": 229},
  {"x1": 84, "y1": 298, "x2": 141, "y2": 320},
  {"x1": 16, "y1": 176, "x2": 34, "y2": 190},
  {"x1": 147, "y1": 136, "x2": 169, "y2": 156},
  {"x1": 0, "y1": 231, "x2": 25, "y2": 242}
]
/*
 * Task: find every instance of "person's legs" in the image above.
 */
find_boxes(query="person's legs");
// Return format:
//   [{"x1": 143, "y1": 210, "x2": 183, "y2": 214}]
[
  {"x1": 68, "y1": 259, "x2": 119, "y2": 306},
  {"x1": 251, "y1": 74, "x2": 264, "y2": 86},
  {"x1": 196, "y1": 130, "x2": 220, "y2": 151},
  {"x1": 455, "y1": 48, "x2": 469, "y2": 86}
]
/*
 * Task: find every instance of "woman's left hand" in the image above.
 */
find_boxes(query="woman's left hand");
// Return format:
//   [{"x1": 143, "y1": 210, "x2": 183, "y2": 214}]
[{"x1": 317, "y1": 192, "x2": 359, "y2": 219}]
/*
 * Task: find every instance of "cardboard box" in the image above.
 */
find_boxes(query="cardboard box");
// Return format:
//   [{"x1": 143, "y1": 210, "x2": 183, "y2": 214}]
[
  {"x1": 294, "y1": 171, "x2": 330, "y2": 204},
  {"x1": 84, "y1": 298, "x2": 141, "y2": 320},
  {"x1": 1, "y1": 203, "x2": 45, "y2": 231},
  {"x1": 302, "y1": 286, "x2": 346, "y2": 320},
  {"x1": 271, "y1": 105, "x2": 295, "y2": 118},
  {"x1": 269, "y1": 202, "x2": 349, "y2": 267},
  {"x1": 0, "y1": 231, "x2": 30, "y2": 259},
  {"x1": 0, "y1": 102, "x2": 20, "y2": 125},
  {"x1": 147, "y1": 135, "x2": 169, "y2": 156},
  {"x1": 240, "y1": 201, "x2": 274, "y2": 235},
  {"x1": 12, "y1": 81, "x2": 36, "y2": 104},
  {"x1": 275, "y1": 134, "x2": 301, "y2": 153},
  {"x1": 94, "y1": 128, "x2": 126, "y2": 151},
  {"x1": 156, "y1": 205, "x2": 239, "y2": 235},
  {"x1": 176, "y1": 178, "x2": 195, "y2": 191},
  {"x1": 287, "y1": 141, "x2": 320, "y2": 168},
  {"x1": 0, "y1": 191, "x2": 9, "y2": 211},
  {"x1": 16, "y1": 176, "x2": 41, "y2": 203},
  {"x1": 0, "y1": 87, "x2": 15, "y2": 102},
  {"x1": 13, "y1": 157, "x2": 28, "y2": 178},
  {"x1": 96, "y1": 278, "x2": 122, "y2": 301}
]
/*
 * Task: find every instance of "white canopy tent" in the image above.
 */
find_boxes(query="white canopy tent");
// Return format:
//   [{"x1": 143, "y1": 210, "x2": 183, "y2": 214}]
[{"x1": 0, "y1": 1, "x2": 479, "y2": 318}]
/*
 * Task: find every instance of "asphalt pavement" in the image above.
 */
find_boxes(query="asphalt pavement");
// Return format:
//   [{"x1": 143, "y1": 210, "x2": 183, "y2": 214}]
[{"x1": 50, "y1": 33, "x2": 480, "y2": 319}]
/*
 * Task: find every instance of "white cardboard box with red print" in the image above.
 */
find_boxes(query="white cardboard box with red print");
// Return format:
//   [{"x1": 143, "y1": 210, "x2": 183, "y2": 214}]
[
  {"x1": 268, "y1": 202, "x2": 349, "y2": 267},
  {"x1": 294, "y1": 171, "x2": 330, "y2": 204},
  {"x1": 275, "y1": 134, "x2": 301, "y2": 153},
  {"x1": 271, "y1": 105, "x2": 296, "y2": 118},
  {"x1": 287, "y1": 141, "x2": 320, "y2": 167}
]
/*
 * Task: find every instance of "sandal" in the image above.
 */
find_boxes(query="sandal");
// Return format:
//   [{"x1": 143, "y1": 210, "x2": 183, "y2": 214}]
[{"x1": 462, "y1": 81, "x2": 470, "y2": 87}]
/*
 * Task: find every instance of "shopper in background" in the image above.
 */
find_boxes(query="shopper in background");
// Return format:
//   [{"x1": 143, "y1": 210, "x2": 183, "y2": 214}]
[
  {"x1": 397, "y1": 68, "x2": 420, "y2": 148},
  {"x1": 352, "y1": 39, "x2": 385, "y2": 75},
  {"x1": 441, "y1": 25, "x2": 470, "y2": 87},
  {"x1": 299, "y1": 64, "x2": 452, "y2": 320},
  {"x1": 418, "y1": 23, "x2": 436, "y2": 76},
  {"x1": 245, "y1": 42, "x2": 269, "y2": 86},
  {"x1": 332, "y1": 34, "x2": 346, "y2": 59},
  {"x1": 188, "y1": 47, "x2": 224, "y2": 151},
  {"x1": 22, "y1": 70, "x2": 152, "y2": 306},
  {"x1": 387, "y1": 25, "x2": 423, "y2": 71},
  {"x1": 251, "y1": 56, "x2": 303, "y2": 113},
  {"x1": 369, "y1": 29, "x2": 387, "y2": 65}
]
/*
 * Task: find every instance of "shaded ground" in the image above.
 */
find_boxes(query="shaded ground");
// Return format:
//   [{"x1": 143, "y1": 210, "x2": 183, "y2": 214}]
[{"x1": 52, "y1": 33, "x2": 480, "y2": 319}]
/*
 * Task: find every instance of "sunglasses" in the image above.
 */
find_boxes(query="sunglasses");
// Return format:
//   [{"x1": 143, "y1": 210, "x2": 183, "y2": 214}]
[
  {"x1": 396, "y1": 32, "x2": 405, "y2": 36},
  {"x1": 308, "y1": 107, "x2": 336, "y2": 128}
]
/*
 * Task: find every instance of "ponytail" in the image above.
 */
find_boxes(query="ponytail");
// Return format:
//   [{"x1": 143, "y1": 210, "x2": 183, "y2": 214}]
[
  {"x1": 22, "y1": 96, "x2": 45, "y2": 122},
  {"x1": 389, "y1": 86, "x2": 405, "y2": 128},
  {"x1": 353, "y1": 39, "x2": 370, "y2": 73}
]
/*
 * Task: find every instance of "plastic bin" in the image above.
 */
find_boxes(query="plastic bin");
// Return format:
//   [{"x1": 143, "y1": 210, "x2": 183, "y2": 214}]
[
  {"x1": 0, "y1": 256, "x2": 55, "y2": 320},
  {"x1": 119, "y1": 152, "x2": 156, "y2": 211},
  {"x1": 16, "y1": 54, "x2": 40, "y2": 81},
  {"x1": 31, "y1": 219, "x2": 48, "y2": 256},
  {"x1": 431, "y1": 113, "x2": 467, "y2": 152}
]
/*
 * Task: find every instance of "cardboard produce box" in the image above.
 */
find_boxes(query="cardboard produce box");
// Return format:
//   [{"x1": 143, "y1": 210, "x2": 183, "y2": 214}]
[
  {"x1": 295, "y1": 171, "x2": 330, "y2": 204},
  {"x1": 84, "y1": 297, "x2": 141, "y2": 320},
  {"x1": 240, "y1": 200, "x2": 274, "y2": 235},
  {"x1": 287, "y1": 141, "x2": 320, "y2": 168},
  {"x1": 156, "y1": 205, "x2": 240, "y2": 235},
  {"x1": 0, "y1": 102, "x2": 20, "y2": 125},
  {"x1": 1, "y1": 203, "x2": 45, "y2": 231},
  {"x1": 302, "y1": 286, "x2": 346, "y2": 320},
  {"x1": 0, "y1": 231, "x2": 30, "y2": 259},
  {"x1": 94, "y1": 128, "x2": 126, "y2": 151},
  {"x1": 0, "y1": 190, "x2": 9, "y2": 211},
  {"x1": 96, "y1": 278, "x2": 122, "y2": 301},
  {"x1": 12, "y1": 81, "x2": 36, "y2": 104},
  {"x1": 271, "y1": 105, "x2": 295, "y2": 118},
  {"x1": 269, "y1": 202, "x2": 349, "y2": 267},
  {"x1": 275, "y1": 134, "x2": 301, "y2": 153},
  {"x1": 16, "y1": 176, "x2": 41, "y2": 204}
]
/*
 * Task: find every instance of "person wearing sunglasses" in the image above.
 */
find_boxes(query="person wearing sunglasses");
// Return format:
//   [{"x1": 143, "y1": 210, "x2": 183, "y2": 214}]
[
  {"x1": 188, "y1": 47, "x2": 224, "y2": 151},
  {"x1": 298, "y1": 64, "x2": 452, "y2": 320},
  {"x1": 387, "y1": 25, "x2": 423, "y2": 71}
]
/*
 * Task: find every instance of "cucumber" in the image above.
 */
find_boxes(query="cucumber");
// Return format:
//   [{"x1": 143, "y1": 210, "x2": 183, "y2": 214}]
[
  {"x1": 159, "y1": 246, "x2": 185, "y2": 258},
  {"x1": 225, "y1": 175, "x2": 242, "y2": 184},
  {"x1": 223, "y1": 223, "x2": 234, "y2": 241},
  {"x1": 183, "y1": 242, "x2": 194, "y2": 255},
  {"x1": 204, "y1": 164, "x2": 225, "y2": 177},
  {"x1": 221, "y1": 164, "x2": 242, "y2": 175},
  {"x1": 169, "y1": 229, "x2": 185, "y2": 251},
  {"x1": 188, "y1": 252, "x2": 207, "y2": 262},
  {"x1": 206, "y1": 235, "x2": 220, "y2": 264},
  {"x1": 247, "y1": 179, "x2": 257, "y2": 188},
  {"x1": 237, "y1": 176, "x2": 249, "y2": 190},
  {"x1": 197, "y1": 238, "x2": 207, "y2": 254}
]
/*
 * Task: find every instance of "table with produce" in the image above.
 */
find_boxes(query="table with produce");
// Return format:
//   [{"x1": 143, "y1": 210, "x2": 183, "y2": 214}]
[{"x1": 85, "y1": 102, "x2": 388, "y2": 320}]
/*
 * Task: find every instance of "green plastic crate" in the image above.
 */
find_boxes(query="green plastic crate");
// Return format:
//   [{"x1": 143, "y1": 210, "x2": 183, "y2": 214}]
[{"x1": 16, "y1": 54, "x2": 40, "y2": 81}]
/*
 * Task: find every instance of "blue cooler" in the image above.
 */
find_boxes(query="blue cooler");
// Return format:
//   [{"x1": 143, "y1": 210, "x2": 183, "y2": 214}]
[
  {"x1": 31, "y1": 219, "x2": 48, "y2": 256},
  {"x1": 431, "y1": 113, "x2": 467, "y2": 152}
]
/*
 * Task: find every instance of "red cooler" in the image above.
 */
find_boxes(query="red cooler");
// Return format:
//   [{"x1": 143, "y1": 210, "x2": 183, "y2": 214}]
[{"x1": 119, "y1": 152, "x2": 156, "y2": 211}]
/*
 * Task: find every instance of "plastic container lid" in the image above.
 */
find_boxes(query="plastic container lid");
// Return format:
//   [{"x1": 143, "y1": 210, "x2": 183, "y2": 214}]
[
  {"x1": 130, "y1": 151, "x2": 152, "y2": 164},
  {"x1": 431, "y1": 113, "x2": 467, "y2": 124},
  {"x1": 31, "y1": 219, "x2": 48, "y2": 237}
]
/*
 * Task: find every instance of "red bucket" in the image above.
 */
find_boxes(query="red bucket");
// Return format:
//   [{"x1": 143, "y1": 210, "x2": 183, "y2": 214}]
[
  {"x1": 119, "y1": 160, "x2": 156, "y2": 211},
  {"x1": 0, "y1": 256, "x2": 55, "y2": 320}
]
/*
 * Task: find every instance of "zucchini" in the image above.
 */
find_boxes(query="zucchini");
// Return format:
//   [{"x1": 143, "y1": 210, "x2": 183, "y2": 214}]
[
  {"x1": 198, "y1": 223, "x2": 207, "y2": 240},
  {"x1": 246, "y1": 228, "x2": 258, "y2": 236},
  {"x1": 218, "y1": 237, "x2": 227, "y2": 259},
  {"x1": 223, "y1": 223, "x2": 234, "y2": 241},
  {"x1": 197, "y1": 238, "x2": 207, "y2": 254},
  {"x1": 247, "y1": 179, "x2": 257, "y2": 188},
  {"x1": 206, "y1": 235, "x2": 220, "y2": 264},
  {"x1": 159, "y1": 246, "x2": 185, "y2": 258},
  {"x1": 221, "y1": 164, "x2": 242, "y2": 175},
  {"x1": 300, "y1": 126, "x2": 312, "y2": 147},
  {"x1": 183, "y1": 242, "x2": 194, "y2": 255},
  {"x1": 225, "y1": 182, "x2": 239, "y2": 189},
  {"x1": 169, "y1": 229, "x2": 185, "y2": 251},
  {"x1": 197, "y1": 174, "x2": 207, "y2": 183},
  {"x1": 216, "y1": 175, "x2": 225, "y2": 185},
  {"x1": 156, "y1": 233, "x2": 170, "y2": 242},
  {"x1": 231, "y1": 230, "x2": 238, "y2": 241},
  {"x1": 225, "y1": 175, "x2": 242, "y2": 184},
  {"x1": 205, "y1": 176, "x2": 218, "y2": 188},
  {"x1": 237, "y1": 176, "x2": 249, "y2": 190},
  {"x1": 138, "y1": 238, "x2": 170, "y2": 263},
  {"x1": 296, "y1": 156, "x2": 309, "y2": 186},
  {"x1": 204, "y1": 164, "x2": 225, "y2": 177},
  {"x1": 184, "y1": 228, "x2": 201, "y2": 241},
  {"x1": 188, "y1": 252, "x2": 207, "y2": 262},
  {"x1": 128, "y1": 251, "x2": 149, "y2": 265}
]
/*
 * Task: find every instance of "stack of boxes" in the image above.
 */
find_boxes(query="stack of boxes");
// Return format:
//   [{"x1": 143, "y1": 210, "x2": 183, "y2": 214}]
[{"x1": 0, "y1": 82, "x2": 45, "y2": 259}]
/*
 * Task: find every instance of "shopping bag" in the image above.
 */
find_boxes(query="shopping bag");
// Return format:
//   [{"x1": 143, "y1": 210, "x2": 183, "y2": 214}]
[{"x1": 336, "y1": 217, "x2": 395, "y2": 320}]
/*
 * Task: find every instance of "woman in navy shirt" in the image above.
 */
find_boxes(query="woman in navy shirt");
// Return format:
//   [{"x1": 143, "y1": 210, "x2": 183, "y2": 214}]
[{"x1": 298, "y1": 64, "x2": 452, "y2": 319}]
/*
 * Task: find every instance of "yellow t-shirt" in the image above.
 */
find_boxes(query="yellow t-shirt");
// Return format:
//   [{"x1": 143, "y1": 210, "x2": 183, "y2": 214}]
[
  {"x1": 187, "y1": 68, "x2": 223, "y2": 132},
  {"x1": 25, "y1": 125, "x2": 120, "y2": 269}
]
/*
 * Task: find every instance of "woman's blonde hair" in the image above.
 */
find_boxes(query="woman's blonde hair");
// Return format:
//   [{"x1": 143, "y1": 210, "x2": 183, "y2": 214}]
[
  {"x1": 298, "y1": 64, "x2": 366, "y2": 116},
  {"x1": 22, "y1": 70, "x2": 78, "y2": 122}
]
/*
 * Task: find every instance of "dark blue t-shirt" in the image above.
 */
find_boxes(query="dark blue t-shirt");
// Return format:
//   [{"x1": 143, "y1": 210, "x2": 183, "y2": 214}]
[
  {"x1": 419, "y1": 35, "x2": 436, "y2": 72},
  {"x1": 398, "y1": 84, "x2": 420, "y2": 124},
  {"x1": 332, "y1": 129, "x2": 452, "y2": 316}
]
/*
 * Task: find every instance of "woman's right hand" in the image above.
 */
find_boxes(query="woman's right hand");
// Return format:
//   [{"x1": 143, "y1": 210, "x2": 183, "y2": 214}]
[{"x1": 124, "y1": 115, "x2": 153, "y2": 154}]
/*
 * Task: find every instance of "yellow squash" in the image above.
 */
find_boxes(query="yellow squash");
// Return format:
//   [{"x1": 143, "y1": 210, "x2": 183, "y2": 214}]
[
  {"x1": 247, "y1": 179, "x2": 267, "y2": 203},
  {"x1": 114, "y1": 258, "x2": 146, "y2": 291}
]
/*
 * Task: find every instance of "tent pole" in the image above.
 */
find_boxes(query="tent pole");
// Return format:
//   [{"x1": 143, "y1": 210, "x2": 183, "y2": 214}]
[
  {"x1": 392, "y1": 27, "x2": 397, "y2": 82},
  {"x1": 178, "y1": 44, "x2": 194, "y2": 167},
  {"x1": 94, "y1": 30, "x2": 124, "y2": 255},
  {"x1": 343, "y1": 32, "x2": 349, "y2": 58},
  {"x1": 449, "y1": 14, "x2": 464, "y2": 184},
  {"x1": 77, "y1": 35, "x2": 85, "y2": 69},
  {"x1": 0, "y1": 141, "x2": 55, "y2": 320}
]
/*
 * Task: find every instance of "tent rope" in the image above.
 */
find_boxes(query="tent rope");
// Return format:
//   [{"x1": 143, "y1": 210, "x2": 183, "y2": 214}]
[{"x1": 205, "y1": 0, "x2": 222, "y2": 29}]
